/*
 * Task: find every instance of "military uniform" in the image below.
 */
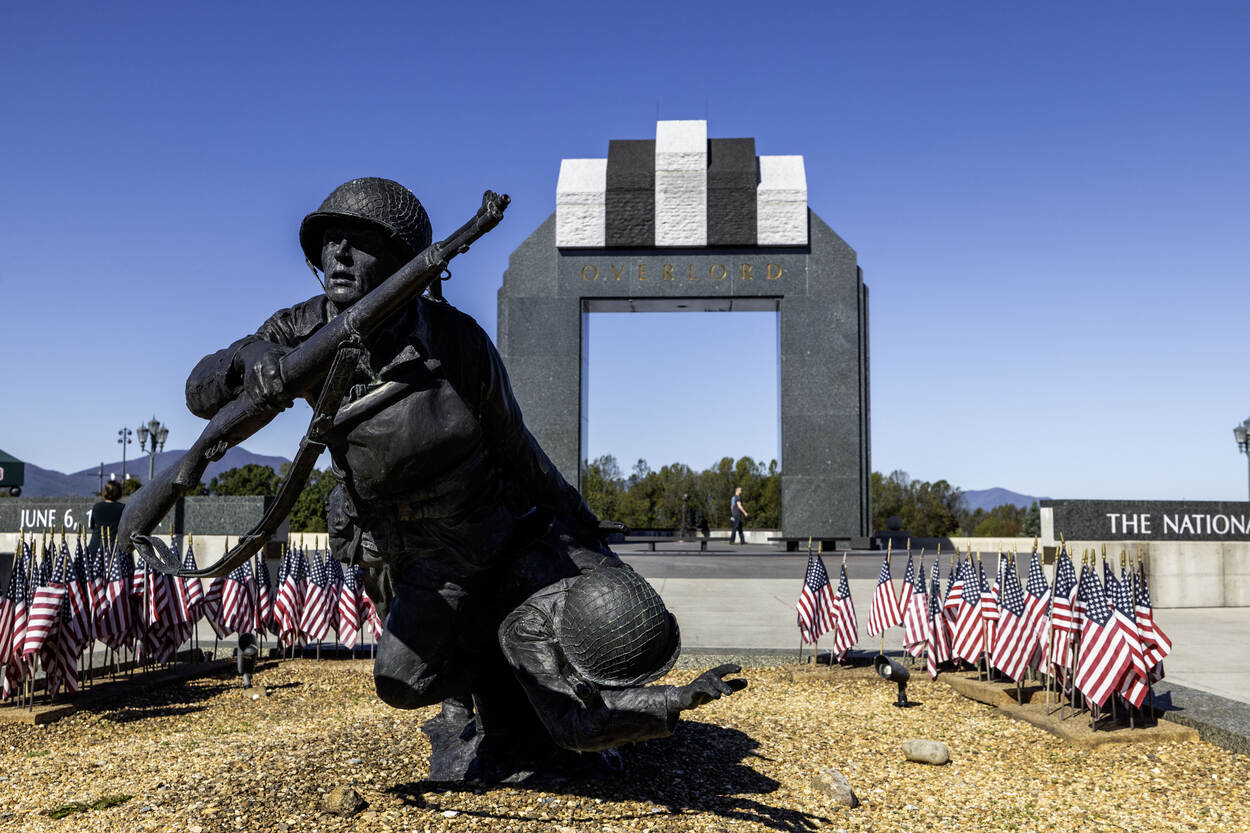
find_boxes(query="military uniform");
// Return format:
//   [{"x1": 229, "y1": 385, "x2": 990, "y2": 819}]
[{"x1": 186, "y1": 282, "x2": 602, "y2": 710}]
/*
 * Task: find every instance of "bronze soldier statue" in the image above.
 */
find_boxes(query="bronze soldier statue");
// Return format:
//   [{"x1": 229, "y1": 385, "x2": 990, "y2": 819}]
[{"x1": 176, "y1": 178, "x2": 745, "y2": 780}]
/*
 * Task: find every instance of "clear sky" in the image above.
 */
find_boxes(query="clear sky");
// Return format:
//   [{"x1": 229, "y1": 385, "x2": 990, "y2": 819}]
[{"x1": 2, "y1": 3, "x2": 1248, "y2": 501}]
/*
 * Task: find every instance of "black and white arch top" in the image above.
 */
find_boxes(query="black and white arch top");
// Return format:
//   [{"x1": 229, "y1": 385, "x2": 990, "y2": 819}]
[{"x1": 555, "y1": 120, "x2": 807, "y2": 249}]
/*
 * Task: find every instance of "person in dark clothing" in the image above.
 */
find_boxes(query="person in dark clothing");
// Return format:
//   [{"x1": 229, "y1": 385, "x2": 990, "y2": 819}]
[
  {"x1": 729, "y1": 486, "x2": 749, "y2": 544},
  {"x1": 88, "y1": 479, "x2": 125, "y2": 553}
]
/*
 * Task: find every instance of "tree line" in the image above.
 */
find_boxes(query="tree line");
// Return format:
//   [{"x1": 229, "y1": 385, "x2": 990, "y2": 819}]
[
  {"x1": 870, "y1": 470, "x2": 1040, "y2": 538},
  {"x1": 103, "y1": 461, "x2": 1039, "y2": 537}
]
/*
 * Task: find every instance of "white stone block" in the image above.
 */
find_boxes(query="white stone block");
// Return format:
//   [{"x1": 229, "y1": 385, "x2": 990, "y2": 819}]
[
  {"x1": 1148, "y1": 541, "x2": 1224, "y2": 607},
  {"x1": 1223, "y1": 543, "x2": 1250, "y2": 606},
  {"x1": 556, "y1": 158, "x2": 606, "y2": 247},
  {"x1": 655, "y1": 120, "x2": 707, "y2": 247},
  {"x1": 757, "y1": 155, "x2": 808, "y2": 246}
]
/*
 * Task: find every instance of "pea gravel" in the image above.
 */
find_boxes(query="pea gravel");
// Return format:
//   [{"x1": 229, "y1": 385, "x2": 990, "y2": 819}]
[{"x1": 1, "y1": 659, "x2": 1246, "y2": 832}]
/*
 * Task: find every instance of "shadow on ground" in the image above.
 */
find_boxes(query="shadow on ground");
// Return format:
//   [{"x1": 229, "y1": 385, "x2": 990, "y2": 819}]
[{"x1": 388, "y1": 721, "x2": 830, "y2": 832}]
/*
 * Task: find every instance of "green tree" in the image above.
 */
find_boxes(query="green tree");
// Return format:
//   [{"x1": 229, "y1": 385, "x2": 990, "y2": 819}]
[
  {"x1": 288, "y1": 467, "x2": 337, "y2": 532},
  {"x1": 207, "y1": 464, "x2": 280, "y2": 497},
  {"x1": 581, "y1": 455, "x2": 625, "y2": 522},
  {"x1": 122, "y1": 477, "x2": 143, "y2": 497},
  {"x1": 871, "y1": 470, "x2": 963, "y2": 537}
]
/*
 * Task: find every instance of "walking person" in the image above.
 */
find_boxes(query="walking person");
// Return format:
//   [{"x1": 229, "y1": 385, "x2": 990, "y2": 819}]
[{"x1": 729, "y1": 486, "x2": 749, "y2": 544}]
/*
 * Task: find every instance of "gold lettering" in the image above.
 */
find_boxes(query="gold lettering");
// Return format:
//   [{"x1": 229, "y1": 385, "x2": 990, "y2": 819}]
[
  {"x1": 582, "y1": 265, "x2": 599, "y2": 281},
  {"x1": 610, "y1": 264, "x2": 625, "y2": 281},
  {"x1": 688, "y1": 264, "x2": 697, "y2": 281},
  {"x1": 766, "y1": 263, "x2": 783, "y2": 280},
  {"x1": 710, "y1": 264, "x2": 727, "y2": 281},
  {"x1": 663, "y1": 264, "x2": 674, "y2": 281},
  {"x1": 638, "y1": 264, "x2": 648, "y2": 281},
  {"x1": 740, "y1": 264, "x2": 753, "y2": 280}
]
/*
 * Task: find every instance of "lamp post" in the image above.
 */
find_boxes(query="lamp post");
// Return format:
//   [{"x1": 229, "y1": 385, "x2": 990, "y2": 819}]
[
  {"x1": 117, "y1": 427, "x2": 133, "y2": 482},
  {"x1": 137, "y1": 416, "x2": 169, "y2": 482},
  {"x1": 1235, "y1": 419, "x2": 1250, "y2": 501}
]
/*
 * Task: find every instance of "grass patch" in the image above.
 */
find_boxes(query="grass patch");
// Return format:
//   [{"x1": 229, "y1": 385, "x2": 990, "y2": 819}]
[
  {"x1": 25, "y1": 749, "x2": 50, "y2": 758},
  {"x1": 45, "y1": 803, "x2": 89, "y2": 820},
  {"x1": 44, "y1": 795, "x2": 131, "y2": 819}
]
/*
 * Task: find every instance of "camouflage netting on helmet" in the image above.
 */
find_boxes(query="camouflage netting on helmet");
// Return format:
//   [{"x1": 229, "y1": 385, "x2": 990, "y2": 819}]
[
  {"x1": 300, "y1": 177, "x2": 433, "y2": 265},
  {"x1": 556, "y1": 566, "x2": 681, "y2": 688}
]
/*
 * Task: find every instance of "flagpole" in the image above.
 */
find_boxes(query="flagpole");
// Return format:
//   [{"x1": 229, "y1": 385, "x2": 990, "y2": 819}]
[
  {"x1": 881, "y1": 539, "x2": 891, "y2": 657},
  {"x1": 1068, "y1": 551, "x2": 1087, "y2": 719}
]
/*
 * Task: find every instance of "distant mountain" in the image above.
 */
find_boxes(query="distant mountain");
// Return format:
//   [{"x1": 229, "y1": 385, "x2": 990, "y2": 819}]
[
  {"x1": 961, "y1": 487, "x2": 1047, "y2": 514},
  {"x1": 13, "y1": 447, "x2": 292, "y2": 497}
]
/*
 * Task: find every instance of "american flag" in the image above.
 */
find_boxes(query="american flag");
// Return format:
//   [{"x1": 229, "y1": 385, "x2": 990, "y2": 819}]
[
  {"x1": 99, "y1": 547, "x2": 134, "y2": 649},
  {"x1": 1047, "y1": 548, "x2": 1078, "y2": 673},
  {"x1": 1134, "y1": 560, "x2": 1171, "y2": 675},
  {"x1": 1073, "y1": 567, "x2": 1134, "y2": 708},
  {"x1": 275, "y1": 545, "x2": 305, "y2": 646},
  {"x1": 201, "y1": 571, "x2": 229, "y2": 640},
  {"x1": 943, "y1": 557, "x2": 965, "y2": 615},
  {"x1": 1073, "y1": 557, "x2": 1092, "y2": 628},
  {"x1": 87, "y1": 543, "x2": 109, "y2": 629},
  {"x1": 254, "y1": 554, "x2": 275, "y2": 636},
  {"x1": 299, "y1": 548, "x2": 332, "y2": 644},
  {"x1": 3, "y1": 546, "x2": 33, "y2": 699},
  {"x1": 1019, "y1": 552, "x2": 1051, "y2": 673},
  {"x1": 1102, "y1": 558, "x2": 1120, "y2": 603},
  {"x1": 61, "y1": 538, "x2": 90, "y2": 649},
  {"x1": 0, "y1": 563, "x2": 15, "y2": 697},
  {"x1": 172, "y1": 537, "x2": 204, "y2": 625},
  {"x1": 866, "y1": 551, "x2": 902, "y2": 637},
  {"x1": 898, "y1": 551, "x2": 916, "y2": 614},
  {"x1": 829, "y1": 562, "x2": 858, "y2": 660},
  {"x1": 902, "y1": 556, "x2": 929, "y2": 657},
  {"x1": 795, "y1": 551, "x2": 837, "y2": 644},
  {"x1": 925, "y1": 559, "x2": 952, "y2": 679},
  {"x1": 218, "y1": 561, "x2": 254, "y2": 637},
  {"x1": 23, "y1": 542, "x2": 67, "y2": 657},
  {"x1": 990, "y1": 556, "x2": 1031, "y2": 680},
  {"x1": 1111, "y1": 564, "x2": 1149, "y2": 707},
  {"x1": 950, "y1": 559, "x2": 986, "y2": 664},
  {"x1": 359, "y1": 568, "x2": 383, "y2": 641},
  {"x1": 979, "y1": 558, "x2": 1001, "y2": 649},
  {"x1": 337, "y1": 561, "x2": 363, "y2": 650},
  {"x1": 324, "y1": 554, "x2": 346, "y2": 641}
]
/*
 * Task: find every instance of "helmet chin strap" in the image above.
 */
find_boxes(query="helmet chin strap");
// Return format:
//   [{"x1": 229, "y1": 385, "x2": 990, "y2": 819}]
[{"x1": 306, "y1": 258, "x2": 328, "y2": 293}]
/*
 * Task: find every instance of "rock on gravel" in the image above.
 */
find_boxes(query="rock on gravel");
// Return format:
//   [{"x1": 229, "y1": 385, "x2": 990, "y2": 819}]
[
  {"x1": 810, "y1": 768, "x2": 859, "y2": 807},
  {"x1": 323, "y1": 785, "x2": 367, "y2": 816},
  {"x1": 903, "y1": 738, "x2": 951, "y2": 765}
]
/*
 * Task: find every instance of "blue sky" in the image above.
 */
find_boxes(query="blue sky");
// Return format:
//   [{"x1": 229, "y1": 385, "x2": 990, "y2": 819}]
[{"x1": 1, "y1": 3, "x2": 1248, "y2": 500}]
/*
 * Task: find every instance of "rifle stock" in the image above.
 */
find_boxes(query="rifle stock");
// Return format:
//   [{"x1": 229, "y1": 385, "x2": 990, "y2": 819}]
[{"x1": 118, "y1": 190, "x2": 510, "y2": 566}]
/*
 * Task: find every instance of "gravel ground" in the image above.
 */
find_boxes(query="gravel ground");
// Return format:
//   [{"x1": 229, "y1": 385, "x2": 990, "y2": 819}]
[{"x1": 1, "y1": 659, "x2": 1247, "y2": 832}]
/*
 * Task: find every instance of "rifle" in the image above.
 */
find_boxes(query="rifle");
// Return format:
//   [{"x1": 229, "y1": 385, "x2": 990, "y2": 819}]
[{"x1": 119, "y1": 190, "x2": 510, "y2": 577}]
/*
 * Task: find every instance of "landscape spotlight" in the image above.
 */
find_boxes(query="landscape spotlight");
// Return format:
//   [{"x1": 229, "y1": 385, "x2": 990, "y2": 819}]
[{"x1": 874, "y1": 654, "x2": 918, "y2": 708}]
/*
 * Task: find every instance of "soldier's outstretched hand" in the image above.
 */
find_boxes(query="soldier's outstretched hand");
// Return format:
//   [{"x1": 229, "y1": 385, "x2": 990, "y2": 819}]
[{"x1": 673, "y1": 663, "x2": 748, "y2": 711}]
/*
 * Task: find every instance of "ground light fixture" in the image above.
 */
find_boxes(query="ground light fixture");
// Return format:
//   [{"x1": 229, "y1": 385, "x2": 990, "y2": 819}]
[{"x1": 874, "y1": 654, "x2": 918, "y2": 708}]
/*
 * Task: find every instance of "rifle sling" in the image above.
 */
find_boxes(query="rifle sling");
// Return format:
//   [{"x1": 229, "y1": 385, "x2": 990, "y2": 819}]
[{"x1": 135, "y1": 343, "x2": 361, "y2": 578}]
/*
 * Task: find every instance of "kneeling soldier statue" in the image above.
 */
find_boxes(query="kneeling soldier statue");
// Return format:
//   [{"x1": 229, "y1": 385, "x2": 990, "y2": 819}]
[{"x1": 125, "y1": 177, "x2": 747, "y2": 781}]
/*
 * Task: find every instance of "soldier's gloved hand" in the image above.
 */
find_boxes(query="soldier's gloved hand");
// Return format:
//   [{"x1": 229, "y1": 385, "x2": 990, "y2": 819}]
[
  {"x1": 671, "y1": 664, "x2": 747, "y2": 711},
  {"x1": 244, "y1": 349, "x2": 293, "y2": 410}
]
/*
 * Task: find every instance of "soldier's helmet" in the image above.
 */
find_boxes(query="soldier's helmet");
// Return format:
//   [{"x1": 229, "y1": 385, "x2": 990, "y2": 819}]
[
  {"x1": 556, "y1": 565, "x2": 681, "y2": 688},
  {"x1": 299, "y1": 177, "x2": 432, "y2": 267}
]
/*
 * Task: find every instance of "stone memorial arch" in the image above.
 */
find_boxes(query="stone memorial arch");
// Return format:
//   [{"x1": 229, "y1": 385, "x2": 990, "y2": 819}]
[{"x1": 498, "y1": 120, "x2": 870, "y2": 547}]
